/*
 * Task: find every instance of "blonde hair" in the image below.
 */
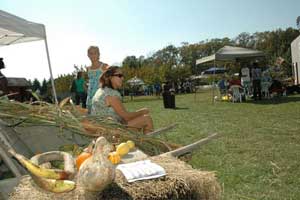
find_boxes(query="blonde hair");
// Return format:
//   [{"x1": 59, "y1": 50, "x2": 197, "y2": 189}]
[{"x1": 87, "y1": 46, "x2": 100, "y2": 55}]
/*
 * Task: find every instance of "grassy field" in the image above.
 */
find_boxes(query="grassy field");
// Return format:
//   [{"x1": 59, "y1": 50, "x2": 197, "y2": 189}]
[{"x1": 123, "y1": 91, "x2": 300, "y2": 200}]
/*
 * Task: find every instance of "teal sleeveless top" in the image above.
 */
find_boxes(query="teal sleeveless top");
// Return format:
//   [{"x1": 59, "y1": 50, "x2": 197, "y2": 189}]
[
  {"x1": 86, "y1": 67, "x2": 103, "y2": 113},
  {"x1": 75, "y1": 78, "x2": 85, "y2": 93},
  {"x1": 91, "y1": 87, "x2": 123, "y2": 123}
]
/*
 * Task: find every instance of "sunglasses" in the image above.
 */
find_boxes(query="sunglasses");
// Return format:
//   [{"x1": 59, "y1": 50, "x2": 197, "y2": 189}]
[{"x1": 112, "y1": 74, "x2": 124, "y2": 78}]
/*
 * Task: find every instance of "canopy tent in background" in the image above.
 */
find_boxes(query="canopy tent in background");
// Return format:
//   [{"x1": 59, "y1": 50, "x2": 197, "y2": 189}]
[
  {"x1": 201, "y1": 67, "x2": 227, "y2": 75},
  {"x1": 127, "y1": 76, "x2": 145, "y2": 86},
  {"x1": 126, "y1": 76, "x2": 145, "y2": 100},
  {"x1": 196, "y1": 46, "x2": 265, "y2": 65},
  {"x1": 0, "y1": 10, "x2": 58, "y2": 104},
  {"x1": 195, "y1": 46, "x2": 265, "y2": 103}
]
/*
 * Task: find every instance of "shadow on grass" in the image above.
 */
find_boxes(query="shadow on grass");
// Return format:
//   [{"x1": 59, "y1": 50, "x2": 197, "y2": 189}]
[
  {"x1": 123, "y1": 97, "x2": 162, "y2": 103},
  {"x1": 162, "y1": 107, "x2": 189, "y2": 110},
  {"x1": 244, "y1": 96, "x2": 300, "y2": 105},
  {"x1": 174, "y1": 107, "x2": 189, "y2": 110}
]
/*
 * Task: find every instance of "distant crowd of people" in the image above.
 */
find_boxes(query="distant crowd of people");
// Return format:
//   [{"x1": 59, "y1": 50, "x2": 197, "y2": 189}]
[
  {"x1": 129, "y1": 79, "x2": 193, "y2": 97},
  {"x1": 218, "y1": 62, "x2": 283, "y2": 101}
]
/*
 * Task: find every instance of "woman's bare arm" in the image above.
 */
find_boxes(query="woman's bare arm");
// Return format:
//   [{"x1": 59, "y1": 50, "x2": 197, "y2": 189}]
[
  {"x1": 106, "y1": 96, "x2": 149, "y2": 122},
  {"x1": 103, "y1": 64, "x2": 110, "y2": 70}
]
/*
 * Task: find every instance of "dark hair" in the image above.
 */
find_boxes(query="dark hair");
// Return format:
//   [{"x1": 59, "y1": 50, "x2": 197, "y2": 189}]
[
  {"x1": 0, "y1": 58, "x2": 4, "y2": 70},
  {"x1": 77, "y1": 71, "x2": 83, "y2": 79},
  {"x1": 99, "y1": 66, "x2": 121, "y2": 89}
]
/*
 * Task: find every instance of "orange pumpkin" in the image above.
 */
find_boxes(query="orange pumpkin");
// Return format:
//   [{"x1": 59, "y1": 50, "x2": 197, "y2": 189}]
[
  {"x1": 108, "y1": 152, "x2": 121, "y2": 164},
  {"x1": 76, "y1": 152, "x2": 92, "y2": 170}
]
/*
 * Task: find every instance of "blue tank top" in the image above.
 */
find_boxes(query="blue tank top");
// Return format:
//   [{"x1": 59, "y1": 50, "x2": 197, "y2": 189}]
[{"x1": 86, "y1": 67, "x2": 103, "y2": 112}]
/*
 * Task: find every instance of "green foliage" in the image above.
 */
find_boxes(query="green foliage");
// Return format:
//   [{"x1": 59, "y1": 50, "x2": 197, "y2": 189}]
[
  {"x1": 40, "y1": 79, "x2": 48, "y2": 95},
  {"x1": 122, "y1": 56, "x2": 139, "y2": 69},
  {"x1": 31, "y1": 78, "x2": 41, "y2": 92},
  {"x1": 54, "y1": 74, "x2": 74, "y2": 93}
]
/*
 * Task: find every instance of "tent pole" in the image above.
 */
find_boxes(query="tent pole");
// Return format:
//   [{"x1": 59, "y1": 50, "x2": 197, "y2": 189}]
[
  {"x1": 44, "y1": 34, "x2": 58, "y2": 105},
  {"x1": 212, "y1": 59, "x2": 216, "y2": 104}
]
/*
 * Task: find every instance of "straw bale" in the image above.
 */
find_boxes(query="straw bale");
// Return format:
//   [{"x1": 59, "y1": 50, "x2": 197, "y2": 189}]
[
  {"x1": 8, "y1": 176, "x2": 98, "y2": 200},
  {"x1": 149, "y1": 155, "x2": 221, "y2": 200},
  {"x1": 9, "y1": 156, "x2": 221, "y2": 200}
]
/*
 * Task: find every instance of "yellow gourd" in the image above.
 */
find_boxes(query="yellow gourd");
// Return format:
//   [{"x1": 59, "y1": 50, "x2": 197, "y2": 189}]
[
  {"x1": 108, "y1": 152, "x2": 121, "y2": 164},
  {"x1": 116, "y1": 143, "x2": 130, "y2": 156},
  {"x1": 126, "y1": 140, "x2": 135, "y2": 150}
]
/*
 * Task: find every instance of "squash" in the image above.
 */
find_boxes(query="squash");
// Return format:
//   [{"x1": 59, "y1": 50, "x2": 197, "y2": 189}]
[
  {"x1": 108, "y1": 152, "x2": 121, "y2": 164},
  {"x1": 76, "y1": 152, "x2": 92, "y2": 170},
  {"x1": 126, "y1": 140, "x2": 135, "y2": 150},
  {"x1": 77, "y1": 137, "x2": 115, "y2": 192},
  {"x1": 116, "y1": 143, "x2": 130, "y2": 157}
]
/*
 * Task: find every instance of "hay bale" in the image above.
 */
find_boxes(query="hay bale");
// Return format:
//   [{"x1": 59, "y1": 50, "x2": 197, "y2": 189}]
[
  {"x1": 9, "y1": 156, "x2": 221, "y2": 200},
  {"x1": 150, "y1": 156, "x2": 221, "y2": 200},
  {"x1": 110, "y1": 155, "x2": 221, "y2": 200},
  {"x1": 8, "y1": 175, "x2": 99, "y2": 200}
]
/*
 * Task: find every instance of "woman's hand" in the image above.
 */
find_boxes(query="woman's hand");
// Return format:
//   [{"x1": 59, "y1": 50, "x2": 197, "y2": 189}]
[{"x1": 137, "y1": 108, "x2": 149, "y2": 115}]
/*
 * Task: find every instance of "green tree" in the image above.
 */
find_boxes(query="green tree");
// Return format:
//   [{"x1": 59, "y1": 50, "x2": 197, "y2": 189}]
[
  {"x1": 32, "y1": 78, "x2": 41, "y2": 92},
  {"x1": 54, "y1": 74, "x2": 74, "y2": 93},
  {"x1": 122, "y1": 56, "x2": 139, "y2": 68},
  {"x1": 40, "y1": 79, "x2": 48, "y2": 95},
  {"x1": 235, "y1": 32, "x2": 253, "y2": 47}
]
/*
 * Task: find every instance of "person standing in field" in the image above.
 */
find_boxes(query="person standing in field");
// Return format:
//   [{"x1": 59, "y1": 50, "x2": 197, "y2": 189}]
[
  {"x1": 74, "y1": 71, "x2": 87, "y2": 108},
  {"x1": 86, "y1": 46, "x2": 109, "y2": 113}
]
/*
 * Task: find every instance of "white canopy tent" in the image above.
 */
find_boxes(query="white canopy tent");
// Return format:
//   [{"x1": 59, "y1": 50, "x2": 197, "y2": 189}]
[
  {"x1": 0, "y1": 10, "x2": 58, "y2": 104},
  {"x1": 196, "y1": 46, "x2": 265, "y2": 65},
  {"x1": 127, "y1": 76, "x2": 145, "y2": 86},
  {"x1": 195, "y1": 46, "x2": 265, "y2": 103}
]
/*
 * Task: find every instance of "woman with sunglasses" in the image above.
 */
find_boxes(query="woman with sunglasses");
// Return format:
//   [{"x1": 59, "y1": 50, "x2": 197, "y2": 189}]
[{"x1": 91, "y1": 66, "x2": 154, "y2": 134}]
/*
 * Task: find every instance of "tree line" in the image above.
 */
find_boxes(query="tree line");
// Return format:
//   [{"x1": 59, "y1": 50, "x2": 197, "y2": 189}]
[{"x1": 31, "y1": 27, "x2": 299, "y2": 96}]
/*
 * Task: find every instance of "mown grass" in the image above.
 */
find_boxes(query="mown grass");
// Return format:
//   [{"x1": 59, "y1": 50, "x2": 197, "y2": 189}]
[{"x1": 123, "y1": 91, "x2": 300, "y2": 200}]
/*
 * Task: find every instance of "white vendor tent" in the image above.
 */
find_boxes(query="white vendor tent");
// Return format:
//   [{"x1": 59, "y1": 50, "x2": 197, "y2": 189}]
[
  {"x1": 0, "y1": 10, "x2": 58, "y2": 104},
  {"x1": 127, "y1": 76, "x2": 145, "y2": 86},
  {"x1": 196, "y1": 46, "x2": 265, "y2": 65},
  {"x1": 195, "y1": 46, "x2": 265, "y2": 104}
]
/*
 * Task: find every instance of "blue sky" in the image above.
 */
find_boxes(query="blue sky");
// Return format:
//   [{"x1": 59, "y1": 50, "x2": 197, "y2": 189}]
[{"x1": 0, "y1": 0, "x2": 299, "y2": 81}]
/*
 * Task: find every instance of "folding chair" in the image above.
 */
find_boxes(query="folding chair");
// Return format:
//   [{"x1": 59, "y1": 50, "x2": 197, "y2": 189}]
[
  {"x1": 230, "y1": 85, "x2": 242, "y2": 103},
  {"x1": 242, "y1": 81, "x2": 251, "y2": 98},
  {"x1": 261, "y1": 82, "x2": 271, "y2": 99}
]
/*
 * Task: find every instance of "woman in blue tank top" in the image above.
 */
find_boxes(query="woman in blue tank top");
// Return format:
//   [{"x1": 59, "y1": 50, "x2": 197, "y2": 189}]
[{"x1": 86, "y1": 46, "x2": 109, "y2": 113}]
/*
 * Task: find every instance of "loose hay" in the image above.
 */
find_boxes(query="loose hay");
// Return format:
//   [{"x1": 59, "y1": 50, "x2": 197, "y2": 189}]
[
  {"x1": 9, "y1": 155, "x2": 221, "y2": 200},
  {"x1": 8, "y1": 175, "x2": 99, "y2": 200}
]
